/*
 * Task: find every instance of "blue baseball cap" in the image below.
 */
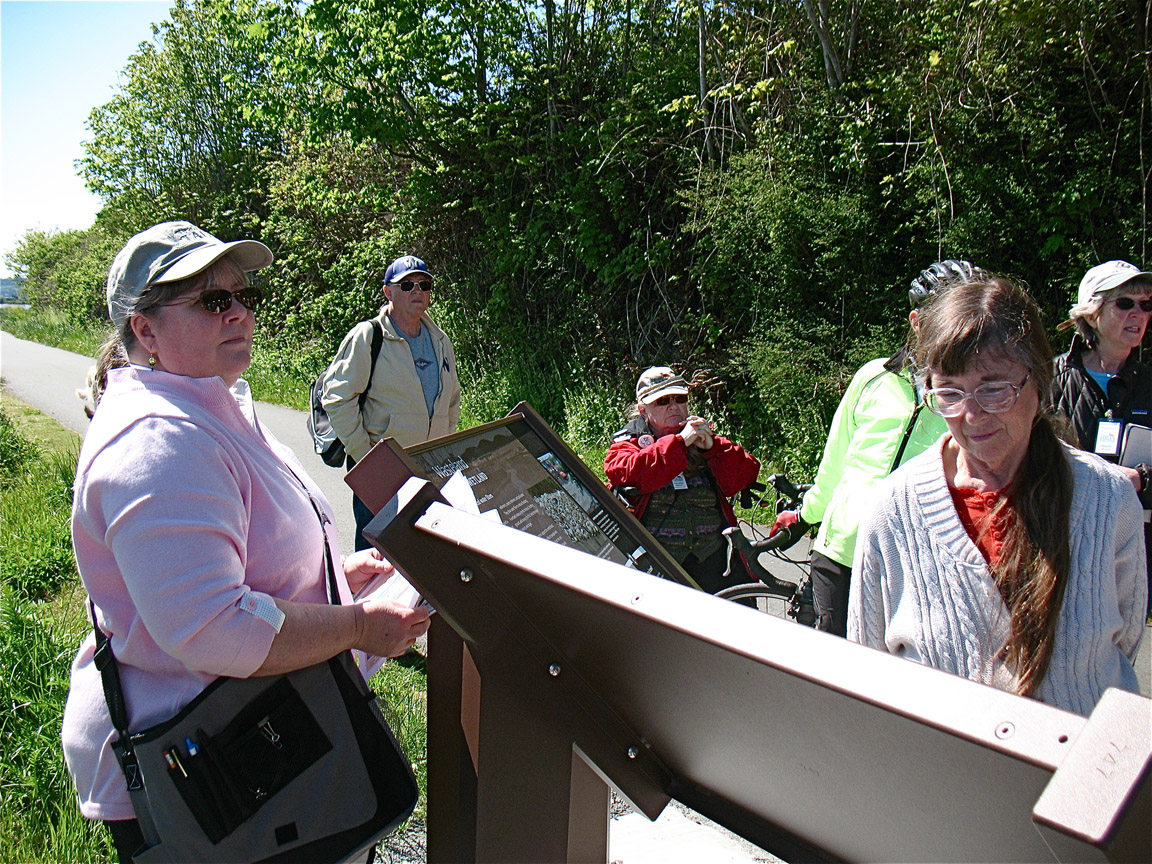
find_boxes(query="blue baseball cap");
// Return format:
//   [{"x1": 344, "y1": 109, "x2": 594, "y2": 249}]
[{"x1": 384, "y1": 255, "x2": 432, "y2": 285}]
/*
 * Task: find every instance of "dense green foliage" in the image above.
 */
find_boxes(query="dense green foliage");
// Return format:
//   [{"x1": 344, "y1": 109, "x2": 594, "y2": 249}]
[
  {"x1": 0, "y1": 410, "x2": 78, "y2": 601},
  {"x1": 0, "y1": 408, "x2": 110, "y2": 861},
  {"x1": 6, "y1": 0, "x2": 1149, "y2": 477}
]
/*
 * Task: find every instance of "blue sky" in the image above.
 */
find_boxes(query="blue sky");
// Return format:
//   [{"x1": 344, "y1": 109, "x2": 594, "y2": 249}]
[{"x1": 1, "y1": 0, "x2": 171, "y2": 277}]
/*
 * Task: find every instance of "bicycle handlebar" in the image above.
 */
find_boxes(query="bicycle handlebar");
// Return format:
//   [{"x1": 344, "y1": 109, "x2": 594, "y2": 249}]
[
  {"x1": 723, "y1": 519, "x2": 806, "y2": 552},
  {"x1": 765, "y1": 473, "x2": 811, "y2": 505},
  {"x1": 722, "y1": 526, "x2": 805, "y2": 599}
]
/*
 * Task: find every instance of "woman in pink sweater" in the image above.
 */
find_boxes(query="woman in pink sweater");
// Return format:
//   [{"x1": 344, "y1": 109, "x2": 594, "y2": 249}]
[{"x1": 62, "y1": 222, "x2": 431, "y2": 862}]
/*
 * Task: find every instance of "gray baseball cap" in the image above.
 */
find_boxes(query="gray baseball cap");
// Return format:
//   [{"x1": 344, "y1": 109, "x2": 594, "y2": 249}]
[
  {"x1": 106, "y1": 221, "x2": 273, "y2": 328},
  {"x1": 1076, "y1": 260, "x2": 1152, "y2": 306}
]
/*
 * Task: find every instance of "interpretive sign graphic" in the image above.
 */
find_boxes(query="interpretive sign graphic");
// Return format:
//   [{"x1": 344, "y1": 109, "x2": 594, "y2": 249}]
[
  {"x1": 346, "y1": 402, "x2": 692, "y2": 586},
  {"x1": 409, "y1": 418, "x2": 647, "y2": 571}
]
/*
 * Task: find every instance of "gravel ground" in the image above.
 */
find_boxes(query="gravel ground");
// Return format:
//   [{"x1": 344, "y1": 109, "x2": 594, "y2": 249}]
[
  {"x1": 373, "y1": 793, "x2": 776, "y2": 864},
  {"x1": 376, "y1": 819, "x2": 426, "y2": 864}
]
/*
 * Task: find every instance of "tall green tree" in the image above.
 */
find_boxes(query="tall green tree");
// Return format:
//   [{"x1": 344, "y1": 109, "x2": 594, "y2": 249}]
[
  {"x1": 78, "y1": 0, "x2": 291, "y2": 240},
  {"x1": 42, "y1": 0, "x2": 1152, "y2": 461}
]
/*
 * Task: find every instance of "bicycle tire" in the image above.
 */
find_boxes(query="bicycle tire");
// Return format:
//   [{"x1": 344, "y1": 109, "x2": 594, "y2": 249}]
[
  {"x1": 716, "y1": 582, "x2": 817, "y2": 626},
  {"x1": 716, "y1": 583, "x2": 793, "y2": 616}
]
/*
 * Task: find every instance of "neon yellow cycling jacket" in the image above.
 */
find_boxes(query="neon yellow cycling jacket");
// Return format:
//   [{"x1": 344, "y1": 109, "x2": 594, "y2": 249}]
[{"x1": 800, "y1": 356, "x2": 947, "y2": 568}]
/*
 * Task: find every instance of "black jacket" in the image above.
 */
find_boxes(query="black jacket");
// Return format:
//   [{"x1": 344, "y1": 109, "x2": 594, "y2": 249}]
[{"x1": 1051, "y1": 335, "x2": 1152, "y2": 458}]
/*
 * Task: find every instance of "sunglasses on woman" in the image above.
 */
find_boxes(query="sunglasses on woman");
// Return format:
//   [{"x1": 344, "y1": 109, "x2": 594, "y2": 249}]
[
  {"x1": 398, "y1": 279, "x2": 433, "y2": 293},
  {"x1": 652, "y1": 394, "x2": 688, "y2": 406},
  {"x1": 160, "y1": 286, "x2": 264, "y2": 315},
  {"x1": 1108, "y1": 296, "x2": 1152, "y2": 312}
]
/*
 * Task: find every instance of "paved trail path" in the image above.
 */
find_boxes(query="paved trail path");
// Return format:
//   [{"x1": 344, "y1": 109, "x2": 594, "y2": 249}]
[{"x1": 1, "y1": 331, "x2": 360, "y2": 554}]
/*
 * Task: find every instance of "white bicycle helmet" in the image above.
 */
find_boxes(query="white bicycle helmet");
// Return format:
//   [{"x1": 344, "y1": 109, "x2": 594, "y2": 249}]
[{"x1": 908, "y1": 259, "x2": 984, "y2": 308}]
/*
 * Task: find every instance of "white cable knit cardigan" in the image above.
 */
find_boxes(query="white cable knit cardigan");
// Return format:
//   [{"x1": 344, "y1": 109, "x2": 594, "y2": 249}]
[{"x1": 849, "y1": 436, "x2": 1146, "y2": 716}]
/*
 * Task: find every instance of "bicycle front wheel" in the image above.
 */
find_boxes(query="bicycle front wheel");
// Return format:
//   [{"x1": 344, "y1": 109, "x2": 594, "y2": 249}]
[
  {"x1": 716, "y1": 583, "x2": 793, "y2": 618},
  {"x1": 716, "y1": 582, "x2": 816, "y2": 626}
]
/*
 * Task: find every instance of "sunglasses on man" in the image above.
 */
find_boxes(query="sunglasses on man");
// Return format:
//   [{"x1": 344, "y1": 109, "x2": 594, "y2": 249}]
[
  {"x1": 160, "y1": 286, "x2": 264, "y2": 315},
  {"x1": 652, "y1": 394, "x2": 688, "y2": 406},
  {"x1": 397, "y1": 279, "x2": 433, "y2": 293}
]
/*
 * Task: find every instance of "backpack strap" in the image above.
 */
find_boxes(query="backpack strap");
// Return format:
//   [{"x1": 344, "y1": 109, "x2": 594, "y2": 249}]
[
  {"x1": 888, "y1": 402, "x2": 923, "y2": 475},
  {"x1": 357, "y1": 318, "x2": 385, "y2": 410}
]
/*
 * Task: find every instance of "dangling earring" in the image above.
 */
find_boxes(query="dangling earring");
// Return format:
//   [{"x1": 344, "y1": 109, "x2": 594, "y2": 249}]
[{"x1": 148, "y1": 354, "x2": 157, "y2": 368}]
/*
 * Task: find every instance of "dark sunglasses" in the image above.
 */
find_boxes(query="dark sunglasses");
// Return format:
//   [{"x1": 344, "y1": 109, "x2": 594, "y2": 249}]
[
  {"x1": 161, "y1": 286, "x2": 264, "y2": 315},
  {"x1": 1109, "y1": 296, "x2": 1152, "y2": 312},
  {"x1": 398, "y1": 279, "x2": 433, "y2": 293},
  {"x1": 652, "y1": 394, "x2": 688, "y2": 406}
]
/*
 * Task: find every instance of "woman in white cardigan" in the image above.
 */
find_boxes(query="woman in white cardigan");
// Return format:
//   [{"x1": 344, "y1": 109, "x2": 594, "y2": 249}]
[{"x1": 849, "y1": 275, "x2": 1146, "y2": 716}]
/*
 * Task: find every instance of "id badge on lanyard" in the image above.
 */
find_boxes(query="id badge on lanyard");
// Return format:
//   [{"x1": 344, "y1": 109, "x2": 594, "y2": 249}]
[{"x1": 1095, "y1": 418, "x2": 1123, "y2": 457}]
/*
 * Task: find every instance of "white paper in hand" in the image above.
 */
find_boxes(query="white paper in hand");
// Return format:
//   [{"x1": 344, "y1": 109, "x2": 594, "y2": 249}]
[{"x1": 354, "y1": 472, "x2": 481, "y2": 679}]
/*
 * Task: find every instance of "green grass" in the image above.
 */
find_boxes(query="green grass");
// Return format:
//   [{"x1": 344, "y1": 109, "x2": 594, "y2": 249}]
[
  {"x1": 0, "y1": 390, "x2": 431, "y2": 861},
  {"x1": 0, "y1": 581, "x2": 116, "y2": 863},
  {"x1": 0, "y1": 307, "x2": 107, "y2": 359},
  {"x1": 0, "y1": 395, "x2": 113, "y2": 862},
  {"x1": 1, "y1": 407, "x2": 80, "y2": 603},
  {"x1": 371, "y1": 653, "x2": 430, "y2": 819}
]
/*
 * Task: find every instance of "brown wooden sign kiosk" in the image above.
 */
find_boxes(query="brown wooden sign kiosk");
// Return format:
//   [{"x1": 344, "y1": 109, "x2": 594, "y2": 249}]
[{"x1": 348, "y1": 408, "x2": 1151, "y2": 864}]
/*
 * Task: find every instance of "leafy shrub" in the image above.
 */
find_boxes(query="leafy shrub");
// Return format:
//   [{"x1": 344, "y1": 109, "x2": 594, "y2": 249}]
[
  {"x1": 246, "y1": 336, "x2": 325, "y2": 410},
  {"x1": 730, "y1": 321, "x2": 895, "y2": 480},
  {"x1": 561, "y1": 377, "x2": 632, "y2": 479},
  {"x1": 3, "y1": 226, "x2": 122, "y2": 325},
  {"x1": 0, "y1": 307, "x2": 108, "y2": 358}
]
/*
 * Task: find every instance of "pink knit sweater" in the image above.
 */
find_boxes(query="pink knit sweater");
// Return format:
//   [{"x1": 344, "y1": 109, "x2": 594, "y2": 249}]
[{"x1": 63, "y1": 367, "x2": 345, "y2": 820}]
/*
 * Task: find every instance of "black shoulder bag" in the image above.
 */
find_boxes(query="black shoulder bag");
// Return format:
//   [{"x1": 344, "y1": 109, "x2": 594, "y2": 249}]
[{"x1": 90, "y1": 492, "x2": 417, "y2": 863}]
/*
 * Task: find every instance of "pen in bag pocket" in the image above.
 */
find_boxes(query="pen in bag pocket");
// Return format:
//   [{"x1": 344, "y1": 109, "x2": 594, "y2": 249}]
[
  {"x1": 165, "y1": 742, "x2": 229, "y2": 843},
  {"x1": 163, "y1": 748, "x2": 188, "y2": 778}
]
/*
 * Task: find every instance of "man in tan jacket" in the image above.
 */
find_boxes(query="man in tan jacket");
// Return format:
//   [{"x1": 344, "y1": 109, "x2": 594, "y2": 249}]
[{"x1": 322, "y1": 255, "x2": 461, "y2": 549}]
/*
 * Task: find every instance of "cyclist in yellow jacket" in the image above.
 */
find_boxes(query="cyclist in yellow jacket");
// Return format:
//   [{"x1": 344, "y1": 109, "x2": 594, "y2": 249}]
[{"x1": 771, "y1": 261, "x2": 982, "y2": 635}]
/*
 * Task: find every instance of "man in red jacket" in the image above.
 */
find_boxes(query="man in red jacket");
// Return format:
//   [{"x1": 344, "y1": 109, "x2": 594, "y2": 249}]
[{"x1": 605, "y1": 366, "x2": 761, "y2": 594}]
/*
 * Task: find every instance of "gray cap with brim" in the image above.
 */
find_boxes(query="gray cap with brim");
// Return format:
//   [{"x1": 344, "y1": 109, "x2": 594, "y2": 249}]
[
  {"x1": 106, "y1": 221, "x2": 273, "y2": 328},
  {"x1": 1076, "y1": 260, "x2": 1152, "y2": 307}
]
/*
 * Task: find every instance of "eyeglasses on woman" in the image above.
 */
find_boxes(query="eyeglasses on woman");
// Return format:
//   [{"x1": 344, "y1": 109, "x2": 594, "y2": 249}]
[
  {"x1": 1107, "y1": 296, "x2": 1152, "y2": 313},
  {"x1": 924, "y1": 372, "x2": 1031, "y2": 417}
]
